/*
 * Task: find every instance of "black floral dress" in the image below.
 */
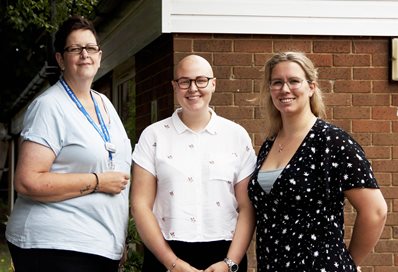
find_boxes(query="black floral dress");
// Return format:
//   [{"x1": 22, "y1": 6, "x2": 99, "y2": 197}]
[{"x1": 248, "y1": 119, "x2": 379, "y2": 272}]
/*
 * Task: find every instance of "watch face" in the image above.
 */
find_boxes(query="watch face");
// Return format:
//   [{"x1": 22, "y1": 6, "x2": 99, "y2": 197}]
[{"x1": 231, "y1": 264, "x2": 239, "y2": 272}]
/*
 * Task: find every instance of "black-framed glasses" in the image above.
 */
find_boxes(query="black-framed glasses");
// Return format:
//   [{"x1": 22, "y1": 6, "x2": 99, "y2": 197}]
[
  {"x1": 63, "y1": 44, "x2": 101, "y2": 54},
  {"x1": 269, "y1": 78, "x2": 312, "y2": 91},
  {"x1": 174, "y1": 76, "x2": 214, "y2": 89}
]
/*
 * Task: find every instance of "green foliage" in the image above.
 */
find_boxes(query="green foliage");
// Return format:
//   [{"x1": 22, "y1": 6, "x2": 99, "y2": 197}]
[
  {"x1": 0, "y1": 0, "x2": 99, "y2": 121},
  {"x1": 5, "y1": 0, "x2": 98, "y2": 32},
  {"x1": 121, "y1": 217, "x2": 143, "y2": 272}
]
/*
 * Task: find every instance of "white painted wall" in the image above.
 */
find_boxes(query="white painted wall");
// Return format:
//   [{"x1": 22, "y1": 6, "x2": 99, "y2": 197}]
[{"x1": 162, "y1": 0, "x2": 398, "y2": 36}]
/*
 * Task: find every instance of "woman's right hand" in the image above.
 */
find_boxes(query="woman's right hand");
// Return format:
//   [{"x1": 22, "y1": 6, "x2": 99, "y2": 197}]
[
  {"x1": 170, "y1": 258, "x2": 203, "y2": 272},
  {"x1": 95, "y1": 172, "x2": 130, "y2": 194}
]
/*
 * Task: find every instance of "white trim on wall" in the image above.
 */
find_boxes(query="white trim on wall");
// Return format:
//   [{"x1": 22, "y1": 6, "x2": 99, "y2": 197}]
[{"x1": 162, "y1": 0, "x2": 398, "y2": 36}]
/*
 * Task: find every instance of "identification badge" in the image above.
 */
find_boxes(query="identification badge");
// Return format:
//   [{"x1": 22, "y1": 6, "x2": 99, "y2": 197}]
[
  {"x1": 105, "y1": 142, "x2": 116, "y2": 153},
  {"x1": 108, "y1": 159, "x2": 115, "y2": 170}
]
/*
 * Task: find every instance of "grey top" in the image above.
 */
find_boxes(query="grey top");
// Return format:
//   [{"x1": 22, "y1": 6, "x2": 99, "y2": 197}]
[{"x1": 257, "y1": 168, "x2": 283, "y2": 193}]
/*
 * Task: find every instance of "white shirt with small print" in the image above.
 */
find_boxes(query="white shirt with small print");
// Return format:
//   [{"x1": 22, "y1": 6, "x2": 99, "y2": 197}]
[{"x1": 133, "y1": 108, "x2": 256, "y2": 242}]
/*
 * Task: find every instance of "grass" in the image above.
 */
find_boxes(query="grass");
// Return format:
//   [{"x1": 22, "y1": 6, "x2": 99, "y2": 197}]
[{"x1": 0, "y1": 241, "x2": 12, "y2": 272}]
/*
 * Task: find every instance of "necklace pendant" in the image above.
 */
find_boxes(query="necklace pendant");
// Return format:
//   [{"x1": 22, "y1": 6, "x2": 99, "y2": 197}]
[{"x1": 278, "y1": 144, "x2": 284, "y2": 152}]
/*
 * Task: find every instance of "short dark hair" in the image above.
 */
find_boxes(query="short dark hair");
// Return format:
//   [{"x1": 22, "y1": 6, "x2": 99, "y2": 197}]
[{"x1": 54, "y1": 15, "x2": 98, "y2": 53}]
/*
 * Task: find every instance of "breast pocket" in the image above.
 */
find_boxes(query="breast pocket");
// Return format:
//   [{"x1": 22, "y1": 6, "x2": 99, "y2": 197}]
[{"x1": 208, "y1": 154, "x2": 237, "y2": 186}]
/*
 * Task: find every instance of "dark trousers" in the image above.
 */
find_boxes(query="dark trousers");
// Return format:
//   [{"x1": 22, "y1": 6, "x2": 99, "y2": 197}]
[
  {"x1": 142, "y1": 240, "x2": 248, "y2": 272},
  {"x1": 8, "y1": 242, "x2": 120, "y2": 272}
]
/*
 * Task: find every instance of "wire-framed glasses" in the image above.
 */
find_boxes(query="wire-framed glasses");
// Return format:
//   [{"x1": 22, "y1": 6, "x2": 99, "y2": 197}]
[
  {"x1": 269, "y1": 78, "x2": 312, "y2": 91},
  {"x1": 63, "y1": 44, "x2": 101, "y2": 54},
  {"x1": 174, "y1": 77, "x2": 214, "y2": 89}
]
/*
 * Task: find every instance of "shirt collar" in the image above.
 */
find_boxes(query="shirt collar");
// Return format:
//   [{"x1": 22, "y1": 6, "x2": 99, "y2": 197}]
[{"x1": 172, "y1": 107, "x2": 218, "y2": 135}]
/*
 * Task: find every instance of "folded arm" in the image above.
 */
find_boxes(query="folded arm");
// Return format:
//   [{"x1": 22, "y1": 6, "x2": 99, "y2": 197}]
[{"x1": 15, "y1": 141, "x2": 129, "y2": 202}]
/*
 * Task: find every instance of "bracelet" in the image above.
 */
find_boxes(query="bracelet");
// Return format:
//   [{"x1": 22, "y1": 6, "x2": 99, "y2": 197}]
[
  {"x1": 92, "y1": 172, "x2": 99, "y2": 192},
  {"x1": 168, "y1": 257, "x2": 178, "y2": 272}
]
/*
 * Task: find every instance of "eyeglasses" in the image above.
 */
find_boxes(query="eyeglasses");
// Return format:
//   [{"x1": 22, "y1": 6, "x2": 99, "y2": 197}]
[
  {"x1": 174, "y1": 77, "x2": 214, "y2": 89},
  {"x1": 269, "y1": 78, "x2": 312, "y2": 91},
  {"x1": 63, "y1": 44, "x2": 101, "y2": 54}
]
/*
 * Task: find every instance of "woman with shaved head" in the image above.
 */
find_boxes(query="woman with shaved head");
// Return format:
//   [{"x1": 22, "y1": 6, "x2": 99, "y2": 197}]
[{"x1": 131, "y1": 55, "x2": 256, "y2": 272}]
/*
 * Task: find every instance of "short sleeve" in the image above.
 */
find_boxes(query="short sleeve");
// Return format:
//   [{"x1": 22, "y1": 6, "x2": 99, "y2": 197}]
[
  {"x1": 328, "y1": 129, "x2": 378, "y2": 191},
  {"x1": 132, "y1": 125, "x2": 157, "y2": 176},
  {"x1": 236, "y1": 126, "x2": 257, "y2": 183},
  {"x1": 21, "y1": 95, "x2": 65, "y2": 155}
]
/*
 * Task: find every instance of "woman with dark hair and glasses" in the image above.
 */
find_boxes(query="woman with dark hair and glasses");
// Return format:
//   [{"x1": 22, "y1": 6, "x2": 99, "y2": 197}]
[
  {"x1": 6, "y1": 15, "x2": 131, "y2": 272},
  {"x1": 131, "y1": 54, "x2": 256, "y2": 272},
  {"x1": 248, "y1": 51, "x2": 387, "y2": 271}
]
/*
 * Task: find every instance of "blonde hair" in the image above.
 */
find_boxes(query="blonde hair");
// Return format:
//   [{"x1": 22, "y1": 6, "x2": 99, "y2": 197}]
[{"x1": 259, "y1": 52, "x2": 326, "y2": 138}]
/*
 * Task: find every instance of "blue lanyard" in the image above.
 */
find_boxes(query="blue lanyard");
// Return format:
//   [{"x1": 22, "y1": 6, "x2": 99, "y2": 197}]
[{"x1": 60, "y1": 77, "x2": 113, "y2": 161}]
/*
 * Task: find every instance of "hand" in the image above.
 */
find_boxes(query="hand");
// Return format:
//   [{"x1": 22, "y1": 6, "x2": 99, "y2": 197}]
[
  {"x1": 96, "y1": 171, "x2": 130, "y2": 194},
  {"x1": 171, "y1": 258, "x2": 203, "y2": 272},
  {"x1": 204, "y1": 261, "x2": 228, "y2": 272}
]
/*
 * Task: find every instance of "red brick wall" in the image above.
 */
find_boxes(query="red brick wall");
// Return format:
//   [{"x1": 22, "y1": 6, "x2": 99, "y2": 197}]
[
  {"x1": 135, "y1": 33, "x2": 398, "y2": 271},
  {"x1": 173, "y1": 34, "x2": 398, "y2": 271},
  {"x1": 135, "y1": 34, "x2": 174, "y2": 136}
]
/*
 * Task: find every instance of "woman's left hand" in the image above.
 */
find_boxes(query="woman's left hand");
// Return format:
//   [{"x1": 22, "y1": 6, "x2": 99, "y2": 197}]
[{"x1": 204, "y1": 261, "x2": 228, "y2": 272}]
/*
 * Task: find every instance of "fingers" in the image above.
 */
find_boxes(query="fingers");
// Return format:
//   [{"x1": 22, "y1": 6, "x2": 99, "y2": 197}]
[{"x1": 96, "y1": 171, "x2": 130, "y2": 194}]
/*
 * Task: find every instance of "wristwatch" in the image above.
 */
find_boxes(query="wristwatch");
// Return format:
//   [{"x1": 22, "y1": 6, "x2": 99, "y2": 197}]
[{"x1": 224, "y1": 257, "x2": 239, "y2": 272}]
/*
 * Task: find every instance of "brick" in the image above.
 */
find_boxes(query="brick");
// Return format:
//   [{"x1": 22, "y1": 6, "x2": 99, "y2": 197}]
[
  {"x1": 363, "y1": 146, "x2": 391, "y2": 160},
  {"x1": 273, "y1": 40, "x2": 312, "y2": 53},
  {"x1": 210, "y1": 93, "x2": 233, "y2": 105},
  {"x1": 307, "y1": 53, "x2": 333, "y2": 67},
  {"x1": 216, "y1": 79, "x2": 253, "y2": 93},
  {"x1": 373, "y1": 160, "x2": 398, "y2": 173},
  {"x1": 374, "y1": 81, "x2": 398, "y2": 94},
  {"x1": 173, "y1": 38, "x2": 192, "y2": 52},
  {"x1": 373, "y1": 107, "x2": 398, "y2": 120},
  {"x1": 324, "y1": 93, "x2": 352, "y2": 106},
  {"x1": 354, "y1": 40, "x2": 389, "y2": 53},
  {"x1": 375, "y1": 240, "x2": 398, "y2": 252},
  {"x1": 373, "y1": 133, "x2": 398, "y2": 145},
  {"x1": 361, "y1": 253, "x2": 393, "y2": 266},
  {"x1": 213, "y1": 66, "x2": 233, "y2": 79},
  {"x1": 238, "y1": 119, "x2": 267, "y2": 133},
  {"x1": 351, "y1": 133, "x2": 372, "y2": 146},
  {"x1": 193, "y1": 39, "x2": 232, "y2": 52},
  {"x1": 353, "y1": 94, "x2": 390, "y2": 106},
  {"x1": 313, "y1": 40, "x2": 351, "y2": 53},
  {"x1": 235, "y1": 93, "x2": 259, "y2": 106},
  {"x1": 334, "y1": 54, "x2": 371, "y2": 67},
  {"x1": 374, "y1": 173, "x2": 392, "y2": 186},
  {"x1": 318, "y1": 67, "x2": 352, "y2": 80},
  {"x1": 233, "y1": 67, "x2": 263, "y2": 79},
  {"x1": 353, "y1": 67, "x2": 389, "y2": 80},
  {"x1": 394, "y1": 121, "x2": 398, "y2": 133},
  {"x1": 373, "y1": 53, "x2": 389, "y2": 67},
  {"x1": 374, "y1": 266, "x2": 398, "y2": 272},
  {"x1": 234, "y1": 39, "x2": 273, "y2": 52},
  {"x1": 333, "y1": 106, "x2": 370, "y2": 119},
  {"x1": 215, "y1": 106, "x2": 254, "y2": 119},
  {"x1": 329, "y1": 119, "x2": 352, "y2": 132},
  {"x1": 254, "y1": 53, "x2": 275, "y2": 66},
  {"x1": 352, "y1": 120, "x2": 390, "y2": 133},
  {"x1": 334, "y1": 80, "x2": 371, "y2": 93},
  {"x1": 214, "y1": 53, "x2": 253, "y2": 66}
]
